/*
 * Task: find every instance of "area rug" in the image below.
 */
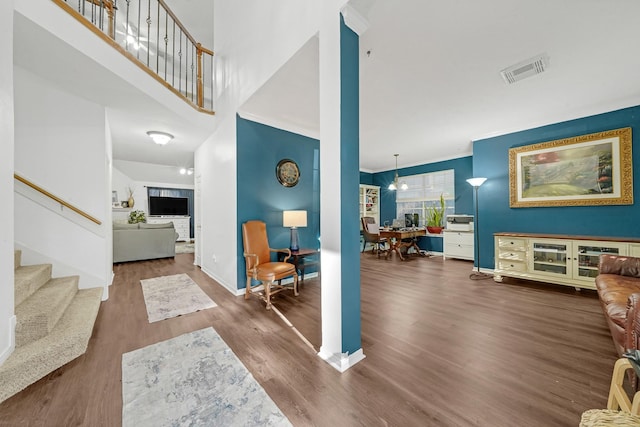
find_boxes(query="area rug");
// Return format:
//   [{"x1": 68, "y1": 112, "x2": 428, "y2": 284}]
[
  {"x1": 122, "y1": 328, "x2": 292, "y2": 427},
  {"x1": 140, "y1": 273, "x2": 216, "y2": 323},
  {"x1": 175, "y1": 242, "x2": 195, "y2": 254}
]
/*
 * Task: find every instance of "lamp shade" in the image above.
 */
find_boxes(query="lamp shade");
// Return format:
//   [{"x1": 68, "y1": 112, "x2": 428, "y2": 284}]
[
  {"x1": 283, "y1": 210, "x2": 307, "y2": 228},
  {"x1": 466, "y1": 177, "x2": 487, "y2": 187}
]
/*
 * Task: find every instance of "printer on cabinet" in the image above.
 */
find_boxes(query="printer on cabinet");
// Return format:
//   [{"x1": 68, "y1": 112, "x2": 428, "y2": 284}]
[{"x1": 446, "y1": 215, "x2": 474, "y2": 231}]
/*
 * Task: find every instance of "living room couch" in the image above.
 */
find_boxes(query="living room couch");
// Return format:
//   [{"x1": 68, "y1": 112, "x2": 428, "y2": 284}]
[
  {"x1": 113, "y1": 222, "x2": 178, "y2": 263},
  {"x1": 595, "y1": 254, "x2": 640, "y2": 357}
]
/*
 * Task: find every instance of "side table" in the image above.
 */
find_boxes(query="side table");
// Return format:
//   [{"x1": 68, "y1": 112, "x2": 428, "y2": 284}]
[{"x1": 279, "y1": 248, "x2": 320, "y2": 282}]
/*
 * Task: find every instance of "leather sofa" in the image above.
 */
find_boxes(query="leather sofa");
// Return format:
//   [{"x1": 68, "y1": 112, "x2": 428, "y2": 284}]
[
  {"x1": 113, "y1": 222, "x2": 178, "y2": 263},
  {"x1": 595, "y1": 254, "x2": 640, "y2": 357}
]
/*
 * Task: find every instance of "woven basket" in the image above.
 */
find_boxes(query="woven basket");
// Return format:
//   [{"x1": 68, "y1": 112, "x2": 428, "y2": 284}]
[{"x1": 580, "y1": 409, "x2": 640, "y2": 427}]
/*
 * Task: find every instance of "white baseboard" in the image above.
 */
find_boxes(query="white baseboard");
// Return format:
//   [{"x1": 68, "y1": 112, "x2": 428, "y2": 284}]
[
  {"x1": 0, "y1": 315, "x2": 16, "y2": 366},
  {"x1": 318, "y1": 347, "x2": 366, "y2": 372},
  {"x1": 201, "y1": 266, "x2": 243, "y2": 296}
]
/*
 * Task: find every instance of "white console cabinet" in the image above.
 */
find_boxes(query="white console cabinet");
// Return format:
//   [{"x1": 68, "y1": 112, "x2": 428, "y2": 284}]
[
  {"x1": 148, "y1": 216, "x2": 191, "y2": 242},
  {"x1": 443, "y1": 230, "x2": 474, "y2": 260},
  {"x1": 494, "y1": 233, "x2": 640, "y2": 290}
]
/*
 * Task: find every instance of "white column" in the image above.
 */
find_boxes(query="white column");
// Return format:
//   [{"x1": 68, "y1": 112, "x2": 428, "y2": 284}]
[
  {"x1": 319, "y1": 1, "x2": 344, "y2": 360},
  {"x1": 0, "y1": 0, "x2": 16, "y2": 365}
]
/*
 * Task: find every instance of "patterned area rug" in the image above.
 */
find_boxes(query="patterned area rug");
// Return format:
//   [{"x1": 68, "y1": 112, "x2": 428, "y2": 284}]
[
  {"x1": 122, "y1": 328, "x2": 292, "y2": 427},
  {"x1": 140, "y1": 273, "x2": 216, "y2": 322}
]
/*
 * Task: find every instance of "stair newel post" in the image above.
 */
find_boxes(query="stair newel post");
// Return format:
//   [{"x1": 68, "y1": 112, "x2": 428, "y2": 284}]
[
  {"x1": 105, "y1": 0, "x2": 115, "y2": 40},
  {"x1": 196, "y1": 43, "x2": 203, "y2": 108}
]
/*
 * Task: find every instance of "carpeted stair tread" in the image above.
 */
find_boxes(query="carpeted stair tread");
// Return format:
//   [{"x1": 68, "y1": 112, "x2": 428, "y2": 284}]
[
  {"x1": 14, "y1": 264, "x2": 52, "y2": 306},
  {"x1": 15, "y1": 276, "x2": 79, "y2": 347},
  {"x1": 0, "y1": 287, "x2": 103, "y2": 403},
  {"x1": 14, "y1": 250, "x2": 21, "y2": 270}
]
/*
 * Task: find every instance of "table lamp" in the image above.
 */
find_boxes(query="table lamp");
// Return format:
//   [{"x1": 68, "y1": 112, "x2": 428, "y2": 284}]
[{"x1": 283, "y1": 210, "x2": 307, "y2": 251}]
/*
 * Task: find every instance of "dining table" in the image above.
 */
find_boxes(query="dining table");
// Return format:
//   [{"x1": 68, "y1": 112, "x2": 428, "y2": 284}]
[{"x1": 379, "y1": 228, "x2": 427, "y2": 260}]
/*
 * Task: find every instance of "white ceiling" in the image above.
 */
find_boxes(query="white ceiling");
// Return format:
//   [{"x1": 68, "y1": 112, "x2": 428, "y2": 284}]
[
  {"x1": 14, "y1": 0, "x2": 640, "y2": 174},
  {"x1": 242, "y1": 0, "x2": 640, "y2": 172}
]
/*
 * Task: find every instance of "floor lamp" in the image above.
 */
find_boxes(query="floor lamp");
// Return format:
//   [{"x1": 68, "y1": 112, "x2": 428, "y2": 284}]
[{"x1": 466, "y1": 177, "x2": 492, "y2": 280}]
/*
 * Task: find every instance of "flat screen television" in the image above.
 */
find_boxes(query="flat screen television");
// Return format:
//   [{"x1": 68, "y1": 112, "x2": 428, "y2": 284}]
[{"x1": 148, "y1": 196, "x2": 189, "y2": 216}]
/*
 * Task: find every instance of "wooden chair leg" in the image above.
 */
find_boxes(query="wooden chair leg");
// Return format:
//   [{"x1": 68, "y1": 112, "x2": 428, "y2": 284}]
[
  {"x1": 293, "y1": 273, "x2": 299, "y2": 296},
  {"x1": 265, "y1": 280, "x2": 272, "y2": 310},
  {"x1": 245, "y1": 276, "x2": 252, "y2": 300}
]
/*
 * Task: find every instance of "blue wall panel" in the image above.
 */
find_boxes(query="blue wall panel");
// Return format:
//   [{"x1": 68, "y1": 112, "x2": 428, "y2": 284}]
[
  {"x1": 473, "y1": 105, "x2": 640, "y2": 270},
  {"x1": 340, "y1": 15, "x2": 362, "y2": 355},
  {"x1": 236, "y1": 116, "x2": 320, "y2": 289}
]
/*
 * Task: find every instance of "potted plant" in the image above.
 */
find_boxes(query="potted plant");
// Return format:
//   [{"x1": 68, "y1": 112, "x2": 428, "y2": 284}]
[
  {"x1": 426, "y1": 193, "x2": 445, "y2": 234},
  {"x1": 128, "y1": 210, "x2": 146, "y2": 224}
]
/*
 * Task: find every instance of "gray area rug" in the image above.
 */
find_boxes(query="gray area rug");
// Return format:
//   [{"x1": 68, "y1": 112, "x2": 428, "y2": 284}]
[
  {"x1": 140, "y1": 273, "x2": 216, "y2": 323},
  {"x1": 122, "y1": 328, "x2": 292, "y2": 427}
]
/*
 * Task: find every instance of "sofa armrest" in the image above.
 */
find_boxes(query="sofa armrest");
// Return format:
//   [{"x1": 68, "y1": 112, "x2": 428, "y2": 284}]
[
  {"x1": 600, "y1": 254, "x2": 640, "y2": 278},
  {"x1": 627, "y1": 293, "x2": 640, "y2": 352}
]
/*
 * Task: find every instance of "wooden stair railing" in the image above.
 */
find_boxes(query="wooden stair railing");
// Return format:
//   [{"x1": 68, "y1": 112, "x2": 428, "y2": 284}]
[
  {"x1": 14, "y1": 174, "x2": 102, "y2": 225},
  {"x1": 51, "y1": 0, "x2": 215, "y2": 115}
]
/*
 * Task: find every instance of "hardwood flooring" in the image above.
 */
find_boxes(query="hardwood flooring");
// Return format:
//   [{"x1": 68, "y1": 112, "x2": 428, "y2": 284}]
[{"x1": 0, "y1": 252, "x2": 618, "y2": 426}]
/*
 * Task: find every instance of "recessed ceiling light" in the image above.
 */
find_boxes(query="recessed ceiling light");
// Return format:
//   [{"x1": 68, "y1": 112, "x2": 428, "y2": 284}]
[{"x1": 146, "y1": 131, "x2": 173, "y2": 145}]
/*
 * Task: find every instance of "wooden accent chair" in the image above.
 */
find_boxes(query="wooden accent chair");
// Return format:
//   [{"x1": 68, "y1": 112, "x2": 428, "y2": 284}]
[
  {"x1": 242, "y1": 220, "x2": 299, "y2": 310},
  {"x1": 361, "y1": 217, "x2": 388, "y2": 258},
  {"x1": 580, "y1": 357, "x2": 640, "y2": 426}
]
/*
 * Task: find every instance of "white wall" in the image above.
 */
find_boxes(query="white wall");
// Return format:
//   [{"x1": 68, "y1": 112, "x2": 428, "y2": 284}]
[
  {"x1": 0, "y1": 0, "x2": 15, "y2": 365},
  {"x1": 112, "y1": 160, "x2": 194, "y2": 223},
  {"x1": 196, "y1": 0, "x2": 320, "y2": 291},
  {"x1": 14, "y1": 66, "x2": 110, "y2": 292}
]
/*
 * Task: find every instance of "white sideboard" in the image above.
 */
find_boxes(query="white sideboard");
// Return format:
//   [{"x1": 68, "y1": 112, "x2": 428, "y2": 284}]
[
  {"x1": 443, "y1": 230, "x2": 474, "y2": 261},
  {"x1": 494, "y1": 232, "x2": 640, "y2": 290},
  {"x1": 148, "y1": 216, "x2": 191, "y2": 242}
]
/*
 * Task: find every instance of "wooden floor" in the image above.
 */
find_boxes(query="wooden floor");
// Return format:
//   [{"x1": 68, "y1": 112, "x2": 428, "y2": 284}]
[{"x1": 0, "y1": 251, "x2": 618, "y2": 426}]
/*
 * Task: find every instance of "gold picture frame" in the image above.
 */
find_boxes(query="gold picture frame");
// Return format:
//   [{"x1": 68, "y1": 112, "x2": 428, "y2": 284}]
[{"x1": 509, "y1": 127, "x2": 633, "y2": 207}]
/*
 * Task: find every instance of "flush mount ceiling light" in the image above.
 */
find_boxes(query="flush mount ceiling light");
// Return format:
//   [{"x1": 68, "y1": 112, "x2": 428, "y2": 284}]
[
  {"x1": 146, "y1": 131, "x2": 173, "y2": 145},
  {"x1": 388, "y1": 154, "x2": 408, "y2": 191},
  {"x1": 179, "y1": 168, "x2": 194, "y2": 175}
]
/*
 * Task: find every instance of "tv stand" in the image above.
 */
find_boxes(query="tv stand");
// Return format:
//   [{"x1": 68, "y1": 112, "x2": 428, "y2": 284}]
[{"x1": 147, "y1": 216, "x2": 190, "y2": 242}]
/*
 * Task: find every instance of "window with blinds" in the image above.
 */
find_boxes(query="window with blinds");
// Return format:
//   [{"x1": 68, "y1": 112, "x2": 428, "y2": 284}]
[{"x1": 395, "y1": 169, "x2": 455, "y2": 227}]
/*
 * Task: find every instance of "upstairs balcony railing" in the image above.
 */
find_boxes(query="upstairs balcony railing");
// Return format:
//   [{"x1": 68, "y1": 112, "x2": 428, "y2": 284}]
[{"x1": 53, "y1": 0, "x2": 215, "y2": 114}]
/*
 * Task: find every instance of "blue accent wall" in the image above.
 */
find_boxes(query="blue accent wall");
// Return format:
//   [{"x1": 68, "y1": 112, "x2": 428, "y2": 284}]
[
  {"x1": 340, "y1": 15, "x2": 361, "y2": 355},
  {"x1": 237, "y1": 116, "x2": 320, "y2": 289},
  {"x1": 359, "y1": 171, "x2": 374, "y2": 185},
  {"x1": 473, "y1": 105, "x2": 640, "y2": 270}
]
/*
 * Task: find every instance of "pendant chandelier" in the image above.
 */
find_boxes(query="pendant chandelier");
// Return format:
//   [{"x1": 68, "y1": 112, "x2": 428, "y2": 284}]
[{"x1": 388, "y1": 154, "x2": 408, "y2": 191}]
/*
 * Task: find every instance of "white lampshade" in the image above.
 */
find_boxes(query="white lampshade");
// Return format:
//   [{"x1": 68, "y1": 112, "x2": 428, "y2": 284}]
[
  {"x1": 466, "y1": 177, "x2": 487, "y2": 187},
  {"x1": 283, "y1": 210, "x2": 307, "y2": 228}
]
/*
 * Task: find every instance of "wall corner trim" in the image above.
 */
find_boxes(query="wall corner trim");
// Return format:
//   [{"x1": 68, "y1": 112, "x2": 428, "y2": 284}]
[
  {"x1": 340, "y1": 5, "x2": 369, "y2": 36},
  {"x1": 0, "y1": 315, "x2": 16, "y2": 366}
]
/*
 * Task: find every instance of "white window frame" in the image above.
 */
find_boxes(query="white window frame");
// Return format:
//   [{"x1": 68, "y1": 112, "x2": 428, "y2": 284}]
[{"x1": 395, "y1": 169, "x2": 455, "y2": 227}]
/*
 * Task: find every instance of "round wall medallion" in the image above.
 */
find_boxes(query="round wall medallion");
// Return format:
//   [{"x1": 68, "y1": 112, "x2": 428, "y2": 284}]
[{"x1": 276, "y1": 158, "x2": 300, "y2": 187}]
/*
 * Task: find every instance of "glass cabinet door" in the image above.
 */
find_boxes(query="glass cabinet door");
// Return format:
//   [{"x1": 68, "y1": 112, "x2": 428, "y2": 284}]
[
  {"x1": 574, "y1": 242, "x2": 627, "y2": 280},
  {"x1": 531, "y1": 241, "x2": 569, "y2": 277}
]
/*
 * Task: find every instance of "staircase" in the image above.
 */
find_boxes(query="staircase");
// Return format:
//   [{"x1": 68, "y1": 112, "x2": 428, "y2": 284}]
[{"x1": 0, "y1": 250, "x2": 103, "y2": 403}]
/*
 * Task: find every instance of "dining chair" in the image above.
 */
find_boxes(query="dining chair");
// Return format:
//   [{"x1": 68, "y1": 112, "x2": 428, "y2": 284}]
[
  {"x1": 361, "y1": 217, "x2": 388, "y2": 258},
  {"x1": 242, "y1": 220, "x2": 299, "y2": 310}
]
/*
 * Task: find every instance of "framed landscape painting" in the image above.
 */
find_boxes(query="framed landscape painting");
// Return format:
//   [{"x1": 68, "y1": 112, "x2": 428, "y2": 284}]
[{"x1": 509, "y1": 127, "x2": 633, "y2": 207}]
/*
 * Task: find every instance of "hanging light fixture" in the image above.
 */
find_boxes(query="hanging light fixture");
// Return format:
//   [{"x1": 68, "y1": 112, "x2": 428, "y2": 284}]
[{"x1": 388, "y1": 154, "x2": 408, "y2": 191}]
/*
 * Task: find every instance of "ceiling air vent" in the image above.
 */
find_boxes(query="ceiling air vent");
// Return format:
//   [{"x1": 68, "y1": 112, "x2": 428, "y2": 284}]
[{"x1": 500, "y1": 54, "x2": 549, "y2": 84}]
